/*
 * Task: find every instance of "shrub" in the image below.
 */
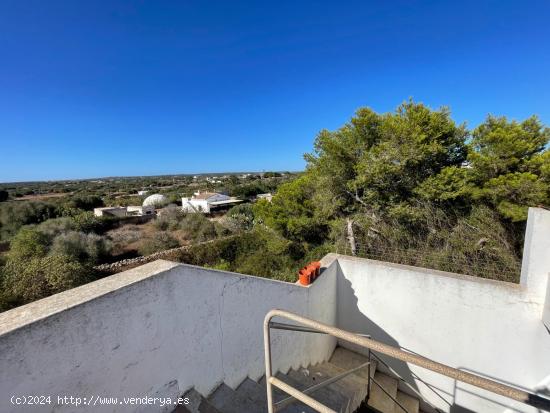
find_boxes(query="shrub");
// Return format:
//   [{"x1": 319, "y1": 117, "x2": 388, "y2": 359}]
[
  {"x1": 8, "y1": 226, "x2": 50, "y2": 259},
  {"x1": 2, "y1": 253, "x2": 92, "y2": 304},
  {"x1": 138, "y1": 232, "x2": 180, "y2": 256},
  {"x1": 179, "y1": 214, "x2": 218, "y2": 242},
  {"x1": 69, "y1": 211, "x2": 110, "y2": 233},
  {"x1": 0, "y1": 201, "x2": 60, "y2": 241},
  {"x1": 50, "y1": 231, "x2": 112, "y2": 265},
  {"x1": 154, "y1": 205, "x2": 184, "y2": 231},
  {"x1": 221, "y1": 203, "x2": 255, "y2": 232},
  {"x1": 36, "y1": 217, "x2": 77, "y2": 238},
  {"x1": 64, "y1": 195, "x2": 104, "y2": 211}
]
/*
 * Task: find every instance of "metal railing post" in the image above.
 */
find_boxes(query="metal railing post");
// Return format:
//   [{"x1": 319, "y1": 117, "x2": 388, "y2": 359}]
[
  {"x1": 367, "y1": 348, "x2": 372, "y2": 401},
  {"x1": 264, "y1": 315, "x2": 275, "y2": 413}
]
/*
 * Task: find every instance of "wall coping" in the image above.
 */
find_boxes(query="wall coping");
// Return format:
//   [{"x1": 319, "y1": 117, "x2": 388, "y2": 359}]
[
  {"x1": 0, "y1": 259, "x2": 315, "y2": 338},
  {"x1": 328, "y1": 253, "x2": 524, "y2": 292},
  {"x1": 0, "y1": 260, "x2": 177, "y2": 337},
  {"x1": 0, "y1": 251, "x2": 526, "y2": 338}
]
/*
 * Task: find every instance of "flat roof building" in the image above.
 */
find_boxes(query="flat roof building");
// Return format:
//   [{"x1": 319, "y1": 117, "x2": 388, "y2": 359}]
[
  {"x1": 93, "y1": 206, "x2": 128, "y2": 217},
  {"x1": 182, "y1": 191, "x2": 242, "y2": 213}
]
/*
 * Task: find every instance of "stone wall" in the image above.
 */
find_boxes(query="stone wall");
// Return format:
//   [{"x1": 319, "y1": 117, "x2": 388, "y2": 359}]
[{"x1": 94, "y1": 235, "x2": 242, "y2": 274}]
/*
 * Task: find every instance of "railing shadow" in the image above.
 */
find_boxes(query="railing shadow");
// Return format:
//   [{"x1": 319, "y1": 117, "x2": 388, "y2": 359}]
[
  {"x1": 336, "y1": 273, "x2": 449, "y2": 412},
  {"x1": 452, "y1": 367, "x2": 545, "y2": 413},
  {"x1": 334, "y1": 268, "x2": 547, "y2": 413}
]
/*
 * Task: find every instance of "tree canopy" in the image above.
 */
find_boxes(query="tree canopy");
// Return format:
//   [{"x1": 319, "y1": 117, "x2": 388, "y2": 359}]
[{"x1": 255, "y1": 101, "x2": 549, "y2": 281}]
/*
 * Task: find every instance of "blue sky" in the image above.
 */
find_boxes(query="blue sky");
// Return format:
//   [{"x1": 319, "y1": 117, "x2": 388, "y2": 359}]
[{"x1": 1, "y1": 0, "x2": 549, "y2": 182}]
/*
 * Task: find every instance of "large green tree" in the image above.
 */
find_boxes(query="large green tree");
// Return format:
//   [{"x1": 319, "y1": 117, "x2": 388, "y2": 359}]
[
  {"x1": 254, "y1": 174, "x2": 326, "y2": 244},
  {"x1": 418, "y1": 115, "x2": 550, "y2": 221},
  {"x1": 469, "y1": 115, "x2": 550, "y2": 221},
  {"x1": 257, "y1": 101, "x2": 546, "y2": 280},
  {"x1": 304, "y1": 101, "x2": 468, "y2": 223}
]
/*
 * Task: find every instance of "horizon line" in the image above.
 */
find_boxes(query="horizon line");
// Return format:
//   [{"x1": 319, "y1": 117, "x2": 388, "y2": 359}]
[{"x1": 0, "y1": 170, "x2": 303, "y2": 186}]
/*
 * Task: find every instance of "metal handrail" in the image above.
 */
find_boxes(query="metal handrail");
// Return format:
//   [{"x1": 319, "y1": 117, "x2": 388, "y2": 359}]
[
  {"x1": 271, "y1": 320, "x2": 446, "y2": 411},
  {"x1": 275, "y1": 360, "x2": 371, "y2": 411},
  {"x1": 263, "y1": 309, "x2": 550, "y2": 413},
  {"x1": 270, "y1": 321, "x2": 423, "y2": 411},
  {"x1": 269, "y1": 321, "x2": 371, "y2": 338}
]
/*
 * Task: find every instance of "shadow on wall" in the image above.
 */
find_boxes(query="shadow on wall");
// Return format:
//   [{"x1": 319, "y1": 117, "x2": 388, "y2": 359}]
[
  {"x1": 336, "y1": 269, "x2": 484, "y2": 413},
  {"x1": 336, "y1": 272, "x2": 421, "y2": 388}
]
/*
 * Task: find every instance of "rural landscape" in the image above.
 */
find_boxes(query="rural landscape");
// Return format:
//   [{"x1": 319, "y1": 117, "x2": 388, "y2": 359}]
[
  {"x1": 1, "y1": 2, "x2": 550, "y2": 412},
  {"x1": 1, "y1": 101, "x2": 548, "y2": 312}
]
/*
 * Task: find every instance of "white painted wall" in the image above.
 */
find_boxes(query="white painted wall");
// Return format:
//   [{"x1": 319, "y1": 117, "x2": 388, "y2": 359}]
[
  {"x1": 93, "y1": 207, "x2": 128, "y2": 217},
  {"x1": 335, "y1": 255, "x2": 550, "y2": 413},
  {"x1": 127, "y1": 205, "x2": 155, "y2": 215},
  {"x1": 333, "y1": 208, "x2": 550, "y2": 413},
  {"x1": 520, "y1": 207, "x2": 550, "y2": 307},
  {"x1": 0, "y1": 261, "x2": 337, "y2": 413},
  {"x1": 181, "y1": 198, "x2": 210, "y2": 213},
  {"x1": 182, "y1": 194, "x2": 232, "y2": 213}
]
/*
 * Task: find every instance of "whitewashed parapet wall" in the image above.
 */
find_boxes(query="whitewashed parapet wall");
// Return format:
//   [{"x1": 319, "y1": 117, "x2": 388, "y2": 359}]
[
  {"x1": 521, "y1": 207, "x2": 550, "y2": 307},
  {"x1": 522, "y1": 208, "x2": 550, "y2": 330},
  {"x1": 334, "y1": 207, "x2": 550, "y2": 413},
  {"x1": 0, "y1": 259, "x2": 338, "y2": 413}
]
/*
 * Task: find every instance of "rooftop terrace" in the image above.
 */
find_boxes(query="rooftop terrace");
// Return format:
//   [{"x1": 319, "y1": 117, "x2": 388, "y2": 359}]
[{"x1": 1, "y1": 208, "x2": 549, "y2": 413}]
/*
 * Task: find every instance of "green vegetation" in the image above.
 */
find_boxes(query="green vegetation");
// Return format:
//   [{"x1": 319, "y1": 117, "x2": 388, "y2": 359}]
[
  {"x1": 0, "y1": 172, "x2": 292, "y2": 311},
  {"x1": 137, "y1": 232, "x2": 180, "y2": 256},
  {"x1": 249, "y1": 102, "x2": 549, "y2": 282},
  {"x1": 154, "y1": 207, "x2": 228, "y2": 242},
  {"x1": 0, "y1": 224, "x2": 99, "y2": 310},
  {"x1": 175, "y1": 228, "x2": 329, "y2": 283},
  {"x1": 1, "y1": 101, "x2": 548, "y2": 312}
]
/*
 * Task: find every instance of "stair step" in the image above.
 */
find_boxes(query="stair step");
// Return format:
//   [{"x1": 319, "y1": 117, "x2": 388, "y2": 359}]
[
  {"x1": 329, "y1": 347, "x2": 377, "y2": 381},
  {"x1": 181, "y1": 389, "x2": 222, "y2": 413},
  {"x1": 286, "y1": 363, "x2": 362, "y2": 413},
  {"x1": 312, "y1": 362, "x2": 370, "y2": 412},
  {"x1": 236, "y1": 378, "x2": 267, "y2": 406},
  {"x1": 258, "y1": 374, "x2": 319, "y2": 413},
  {"x1": 395, "y1": 391, "x2": 419, "y2": 413},
  {"x1": 237, "y1": 377, "x2": 319, "y2": 413},
  {"x1": 208, "y1": 383, "x2": 258, "y2": 413},
  {"x1": 172, "y1": 404, "x2": 192, "y2": 413},
  {"x1": 178, "y1": 348, "x2": 421, "y2": 413},
  {"x1": 368, "y1": 372, "x2": 398, "y2": 413}
]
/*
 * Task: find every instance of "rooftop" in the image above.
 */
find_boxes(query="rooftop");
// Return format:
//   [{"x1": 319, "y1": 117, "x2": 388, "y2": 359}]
[{"x1": 193, "y1": 191, "x2": 219, "y2": 200}]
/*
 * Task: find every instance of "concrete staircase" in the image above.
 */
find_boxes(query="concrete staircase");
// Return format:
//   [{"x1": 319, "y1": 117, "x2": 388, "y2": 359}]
[{"x1": 175, "y1": 347, "x2": 425, "y2": 413}]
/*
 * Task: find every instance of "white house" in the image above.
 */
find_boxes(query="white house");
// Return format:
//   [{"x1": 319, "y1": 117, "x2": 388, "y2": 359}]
[
  {"x1": 126, "y1": 205, "x2": 155, "y2": 216},
  {"x1": 94, "y1": 205, "x2": 155, "y2": 217},
  {"x1": 93, "y1": 206, "x2": 128, "y2": 217},
  {"x1": 182, "y1": 191, "x2": 242, "y2": 213}
]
